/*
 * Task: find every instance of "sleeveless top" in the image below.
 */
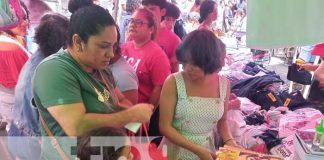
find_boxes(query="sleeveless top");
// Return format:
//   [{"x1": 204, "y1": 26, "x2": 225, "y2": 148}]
[{"x1": 163, "y1": 72, "x2": 226, "y2": 160}]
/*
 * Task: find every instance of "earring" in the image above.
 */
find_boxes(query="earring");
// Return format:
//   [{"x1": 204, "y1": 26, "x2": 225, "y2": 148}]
[{"x1": 77, "y1": 47, "x2": 81, "y2": 52}]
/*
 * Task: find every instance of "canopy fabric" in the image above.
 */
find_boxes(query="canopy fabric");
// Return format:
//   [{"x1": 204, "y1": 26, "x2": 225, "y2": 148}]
[{"x1": 246, "y1": 0, "x2": 324, "y2": 49}]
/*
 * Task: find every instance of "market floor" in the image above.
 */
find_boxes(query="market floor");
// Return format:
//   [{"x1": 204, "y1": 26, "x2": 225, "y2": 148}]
[{"x1": 265, "y1": 56, "x2": 289, "y2": 82}]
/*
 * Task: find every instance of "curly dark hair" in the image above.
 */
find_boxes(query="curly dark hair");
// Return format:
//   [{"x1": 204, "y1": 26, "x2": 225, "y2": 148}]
[
  {"x1": 164, "y1": 2, "x2": 180, "y2": 19},
  {"x1": 142, "y1": 0, "x2": 167, "y2": 9},
  {"x1": 34, "y1": 13, "x2": 69, "y2": 57}
]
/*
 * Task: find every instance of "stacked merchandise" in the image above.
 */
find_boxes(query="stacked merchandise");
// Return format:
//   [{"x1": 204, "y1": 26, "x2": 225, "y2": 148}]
[{"x1": 216, "y1": 145, "x2": 283, "y2": 160}]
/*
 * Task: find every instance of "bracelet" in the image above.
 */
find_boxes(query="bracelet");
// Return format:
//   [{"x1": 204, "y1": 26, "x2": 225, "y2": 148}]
[{"x1": 224, "y1": 138, "x2": 234, "y2": 144}]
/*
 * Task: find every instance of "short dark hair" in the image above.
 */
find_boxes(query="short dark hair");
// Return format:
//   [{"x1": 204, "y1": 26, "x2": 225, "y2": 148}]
[
  {"x1": 126, "y1": 0, "x2": 140, "y2": 13},
  {"x1": 34, "y1": 13, "x2": 69, "y2": 57},
  {"x1": 176, "y1": 29, "x2": 223, "y2": 74},
  {"x1": 135, "y1": 8, "x2": 157, "y2": 40},
  {"x1": 195, "y1": 0, "x2": 201, "y2": 5},
  {"x1": 199, "y1": 0, "x2": 216, "y2": 23},
  {"x1": 77, "y1": 127, "x2": 128, "y2": 160},
  {"x1": 142, "y1": 0, "x2": 167, "y2": 9},
  {"x1": 164, "y1": 2, "x2": 180, "y2": 19},
  {"x1": 67, "y1": 5, "x2": 116, "y2": 46},
  {"x1": 68, "y1": 0, "x2": 93, "y2": 13}
]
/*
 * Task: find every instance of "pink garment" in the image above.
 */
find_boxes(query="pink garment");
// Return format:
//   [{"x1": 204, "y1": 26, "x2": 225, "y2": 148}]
[
  {"x1": 0, "y1": 36, "x2": 29, "y2": 88},
  {"x1": 270, "y1": 134, "x2": 295, "y2": 160},
  {"x1": 122, "y1": 41, "x2": 171, "y2": 103},
  {"x1": 155, "y1": 27, "x2": 181, "y2": 72},
  {"x1": 312, "y1": 43, "x2": 324, "y2": 56},
  {"x1": 278, "y1": 108, "x2": 323, "y2": 138}
]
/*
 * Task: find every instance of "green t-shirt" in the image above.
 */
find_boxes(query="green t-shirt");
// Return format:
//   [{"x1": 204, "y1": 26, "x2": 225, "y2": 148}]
[{"x1": 33, "y1": 49, "x2": 118, "y2": 159}]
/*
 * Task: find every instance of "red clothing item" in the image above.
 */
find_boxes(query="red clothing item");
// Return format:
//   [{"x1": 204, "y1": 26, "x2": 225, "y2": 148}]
[
  {"x1": 155, "y1": 27, "x2": 181, "y2": 72},
  {"x1": 0, "y1": 49, "x2": 29, "y2": 88},
  {"x1": 122, "y1": 41, "x2": 171, "y2": 103},
  {"x1": 312, "y1": 43, "x2": 324, "y2": 56}
]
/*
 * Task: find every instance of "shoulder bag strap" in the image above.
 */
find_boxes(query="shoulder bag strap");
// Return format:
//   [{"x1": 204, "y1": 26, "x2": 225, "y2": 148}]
[{"x1": 39, "y1": 112, "x2": 70, "y2": 160}]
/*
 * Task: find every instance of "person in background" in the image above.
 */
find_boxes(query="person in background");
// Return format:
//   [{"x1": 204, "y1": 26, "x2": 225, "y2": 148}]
[
  {"x1": 223, "y1": 0, "x2": 234, "y2": 32},
  {"x1": 161, "y1": 2, "x2": 181, "y2": 32},
  {"x1": 142, "y1": 0, "x2": 181, "y2": 142},
  {"x1": 122, "y1": 8, "x2": 170, "y2": 107},
  {"x1": 187, "y1": 0, "x2": 201, "y2": 28},
  {"x1": 190, "y1": 0, "x2": 201, "y2": 13},
  {"x1": 33, "y1": 4, "x2": 153, "y2": 159},
  {"x1": 122, "y1": 8, "x2": 171, "y2": 141},
  {"x1": 120, "y1": 0, "x2": 141, "y2": 44},
  {"x1": 77, "y1": 127, "x2": 133, "y2": 160},
  {"x1": 0, "y1": 1, "x2": 30, "y2": 131},
  {"x1": 7, "y1": 12, "x2": 69, "y2": 160},
  {"x1": 300, "y1": 43, "x2": 324, "y2": 104},
  {"x1": 23, "y1": 0, "x2": 52, "y2": 53},
  {"x1": 109, "y1": 27, "x2": 139, "y2": 105},
  {"x1": 159, "y1": 29, "x2": 238, "y2": 160},
  {"x1": 142, "y1": 0, "x2": 181, "y2": 73},
  {"x1": 198, "y1": 0, "x2": 218, "y2": 33},
  {"x1": 215, "y1": 0, "x2": 225, "y2": 32},
  {"x1": 117, "y1": 0, "x2": 127, "y2": 26}
]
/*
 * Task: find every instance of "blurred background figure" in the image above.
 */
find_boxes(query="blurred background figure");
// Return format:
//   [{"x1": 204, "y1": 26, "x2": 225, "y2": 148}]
[
  {"x1": 7, "y1": 12, "x2": 68, "y2": 160},
  {"x1": 0, "y1": 1, "x2": 30, "y2": 132},
  {"x1": 120, "y1": 0, "x2": 141, "y2": 44},
  {"x1": 161, "y1": 2, "x2": 181, "y2": 32}
]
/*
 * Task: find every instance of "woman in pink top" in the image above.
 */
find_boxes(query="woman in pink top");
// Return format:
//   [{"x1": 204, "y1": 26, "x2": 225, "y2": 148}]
[
  {"x1": 0, "y1": 1, "x2": 29, "y2": 129},
  {"x1": 122, "y1": 8, "x2": 171, "y2": 107}
]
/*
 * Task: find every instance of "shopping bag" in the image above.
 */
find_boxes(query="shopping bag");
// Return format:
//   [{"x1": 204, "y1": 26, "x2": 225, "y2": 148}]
[
  {"x1": 0, "y1": 0, "x2": 24, "y2": 30},
  {"x1": 128, "y1": 124, "x2": 167, "y2": 160},
  {"x1": 287, "y1": 63, "x2": 312, "y2": 85}
]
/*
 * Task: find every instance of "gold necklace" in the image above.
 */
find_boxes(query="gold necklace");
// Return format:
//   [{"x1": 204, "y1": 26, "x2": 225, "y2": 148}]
[{"x1": 93, "y1": 86, "x2": 110, "y2": 103}]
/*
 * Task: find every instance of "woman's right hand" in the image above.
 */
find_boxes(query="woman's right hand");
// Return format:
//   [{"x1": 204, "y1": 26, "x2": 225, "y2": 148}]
[
  {"x1": 129, "y1": 103, "x2": 153, "y2": 123},
  {"x1": 299, "y1": 63, "x2": 317, "y2": 71}
]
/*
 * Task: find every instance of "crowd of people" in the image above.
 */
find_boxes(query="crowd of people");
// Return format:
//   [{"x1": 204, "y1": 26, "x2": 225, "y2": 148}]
[{"x1": 0, "y1": 0, "x2": 323, "y2": 160}]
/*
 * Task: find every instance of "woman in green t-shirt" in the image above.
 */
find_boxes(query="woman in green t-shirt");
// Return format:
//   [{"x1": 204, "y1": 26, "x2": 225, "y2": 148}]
[{"x1": 33, "y1": 3, "x2": 153, "y2": 159}]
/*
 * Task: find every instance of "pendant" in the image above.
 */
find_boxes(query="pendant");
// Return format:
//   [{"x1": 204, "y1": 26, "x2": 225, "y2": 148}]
[
  {"x1": 98, "y1": 94, "x2": 105, "y2": 102},
  {"x1": 94, "y1": 88, "x2": 105, "y2": 102},
  {"x1": 103, "y1": 89, "x2": 110, "y2": 101}
]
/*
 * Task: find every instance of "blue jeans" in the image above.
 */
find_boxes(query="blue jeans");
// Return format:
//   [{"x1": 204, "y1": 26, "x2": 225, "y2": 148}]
[{"x1": 7, "y1": 124, "x2": 41, "y2": 160}]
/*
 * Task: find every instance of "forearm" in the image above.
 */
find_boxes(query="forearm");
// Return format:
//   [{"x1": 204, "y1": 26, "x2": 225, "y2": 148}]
[
  {"x1": 307, "y1": 65, "x2": 319, "y2": 71},
  {"x1": 217, "y1": 118, "x2": 234, "y2": 143},
  {"x1": 76, "y1": 110, "x2": 136, "y2": 136},
  {"x1": 149, "y1": 87, "x2": 162, "y2": 108}
]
